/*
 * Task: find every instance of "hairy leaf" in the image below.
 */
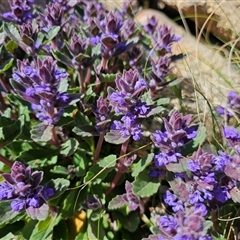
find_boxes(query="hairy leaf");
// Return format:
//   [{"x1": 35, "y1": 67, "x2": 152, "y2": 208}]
[
  {"x1": 60, "y1": 138, "x2": 79, "y2": 156},
  {"x1": 132, "y1": 153, "x2": 154, "y2": 177},
  {"x1": 30, "y1": 123, "x2": 53, "y2": 142},
  {"x1": 98, "y1": 154, "x2": 117, "y2": 168},
  {"x1": 132, "y1": 170, "x2": 160, "y2": 197},
  {"x1": 108, "y1": 195, "x2": 127, "y2": 210},
  {"x1": 47, "y1": 178, "x2": 70, "y2": 199}
]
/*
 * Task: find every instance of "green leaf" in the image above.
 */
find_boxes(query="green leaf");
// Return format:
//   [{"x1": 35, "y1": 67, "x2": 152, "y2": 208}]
[
  {"x1": 212, "y1": 232, "x2": 226, "y2": 240},
  {"x1": 132, "y1": 153, "x2": 154, "y2": 177},
  {"x1": 74, "y1": 111, "x2": 91, "y2": 126},
  {"x1": 104, "y1": 130, "x2": 128, "y2": 145},
  {"x1": 155, "y1": 98, "x2": 170, "y2": 105},
  {"x1": 29, "y1": 213, "x2": 61, "y2": 240},
  {"x1": 73, "y1": 150, "x2": 87, "y2": 176},
  {"x1": 87, "y1": 213, "x2": 105, "y2": 240},
  {"x1": 3, "y1": 23, "x2": 32, "y2": 54},
  {"x1": 46, "y1": 26, "x2": 61, "y2": 41},
  {"x1": 98, "y1": 73, "x2": 116, "y2": 82},
  {"x1": 22, "y1": 219, "x2": 38, "y2": 240},
  {"x1": 91, "y1": 43, "x2": 101, "y2": 56},
  {"x1": 112, "y1": 211, "x2": 140, "y2": 232},
  {"x1": 18, "y1": 148, "x2": 59, "y2": 162},
  {"x1": 0, "y1": 58, "x2": 14, "y2": 73},
  {"x1": 0, "y1": 221, "x2": 25, "y2": 239},
  {"x1": 3, "y1": 23, "x2": 21, "y2": 41},
  {"x1": 84, "y1": 164, "x2": 111, "y2": 185},
  {"x1": 57, "y1": 78, "x2": 69, "y2": 92},
  {"x1": 98, "y1": 154, "x2": 117, "y2": 168},
  {"x1": 0, "y1": 116, "x2": 24, "y2": 148},
  {"x1": 55, "y1": 116, "x2": 74, "y2": 127},
  {"x1": 52, "y1": 220, "x2": 69, "y2": 240},
  {"x1": 53, "y1": 50, "x2": 73, "y2": 67},
  {"x1": 31, "y1": 123, "x2": 53, "y2": 142},
  {"x1": 192, "y1": 124, "x2": 206, "y2": 148},
  {"x1": 132, "y1": 170, "x2": 160, "y2": 197},
  {"x1": 50, "y1": 166, "x2": 69, "y2": 175},
  {"x1": 47, "y1": 178, "x2": 70, "y2": 199},
  {"x1": 0, "y1": 201, "x2": 25, "y2": 225},
  {"x1": 166, "y1": 158, "x2": 189, "y2": 173},
  {"x1": 73, "y1": 125, "x2": 99, "y2": 137},
  {"x1": 108, "y1": 195, "x2": 127, "y2": 210},
  {"x1": 0, "y1": 232, "x2": 15, "y2": 240},
  {"x1": 61, "y1": 187, "x2": 87, "y2": 218},
  {"x1": 5, "y1": 40, "x2": 18, "y2": 53},
  {"x1": 60, "y1": 138, "x2": 79, "y2": 157},
  {"x1": 0, "y1": 32, "x2": 6, "y2": 45}
]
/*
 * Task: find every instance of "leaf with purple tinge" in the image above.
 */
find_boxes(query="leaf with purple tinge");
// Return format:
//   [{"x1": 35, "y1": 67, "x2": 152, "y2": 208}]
[
  {"x1": 30, "y1": 123, "x2": 53, "y2": 142},
  {"x1": 108, "y1": 195, "x2": 128, "y2": 210},
  {"x1": 26, "y1": 203, "x2": 49, "y2": 221},
  {"x1": 230, "y1": 187, "x2": 240, "y2": 203},
  {"x1": 225, "y1": 165, "x2": 240, "y2": 181},
  {"x1": 104, "y1": 130, "x2": 129, "y2": 144},
  {"x1": 166, "y1": 158, "x2": 189, "y2": 173},
  {"x1": 73, "y1": 125, "x2": 99, "y2": 137}
]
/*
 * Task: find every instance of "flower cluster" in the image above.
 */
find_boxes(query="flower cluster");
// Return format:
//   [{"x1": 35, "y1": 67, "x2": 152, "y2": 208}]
[
  {"x1": 107, "y1": 69, "x2": 150, "y2": 142},
  {"x1": 1, "y1": 0, "x2": 34, "y2": 25},
  {"x1": 147, "y1": 24, "x2": 181, "y2": 94},
  {"x1": 0, "y1": 161, "x2": 54, "y2": 216},
  {"x1": 151, "y1": 110, "x2": 198, "y2": 168},
  {"x1": 155, "y1": 205, "x2": 212, "y2": 240},
  {"x1": 11, "y1": 57, "x2": 80, "y2": 124},
  {"x1": 92, "y1": 96, "x2": 112, "y2": 134},
  {"x1": 90, "y1": 11, "x2": 137, "y2": 59},
  {"x1": 216, "y1": 90, "x2": 240, "y2": 117}
]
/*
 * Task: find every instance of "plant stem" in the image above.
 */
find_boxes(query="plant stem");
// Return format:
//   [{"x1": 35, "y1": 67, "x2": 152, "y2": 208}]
[
  {"x1": 0, "y1": 154, "x2": 13, "y2": 167},
  {"x1": 51, "y1": 127, "x2": 60, "y2": 149},
  {"x1": 85, "y1": 67, "x2": 92, "y2": 87},
  {"x1": 0, "y1": 75, "x2": 10, "y2": 92},
  {"x1": 93, "y1": 133, "x2": 105, "y2": 164},
  {"x1": 105, "y1": 139, "x2": 130, "y2": 195},
  {"x1": 78, "y1": 69, "x2": 85, "y2": 93},
  {"x1": 141, "y1": 214, "x2": 153, "y2": 228}
]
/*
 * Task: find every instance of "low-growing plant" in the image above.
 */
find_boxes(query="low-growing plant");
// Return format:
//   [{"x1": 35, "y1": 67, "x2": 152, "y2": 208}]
[{"x1": 0, "y1": 0, "x2": 239, "y2": 239}]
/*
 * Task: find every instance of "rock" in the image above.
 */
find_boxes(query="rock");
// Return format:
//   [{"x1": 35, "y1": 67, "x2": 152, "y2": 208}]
[
  {"x1": 135, "y1": 9, "x2": 240, "y2": 112},
  {"x1": 158, "y1": 0, "x2": 240, "y2": 48}
]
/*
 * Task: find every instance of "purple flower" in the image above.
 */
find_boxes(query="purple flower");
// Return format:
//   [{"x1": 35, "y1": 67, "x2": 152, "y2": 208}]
[
  {"x1": 159, "y1": 215, "x2": 178, "y2": 236},
  {"x1": 108, "y1": 69, "x2": 149, "y2": 116},
  {"x1": 11, "y1": 57, "x2": 81, "y2": 124},
  {"x1": 112, "y1": 115, "x2": 143, "y2": 141},
  {"x1": 151, "y1": 110, "x2": 198, "y2": 168},
  {"x1": 143, "y1": 16, "x2": 157, "y2": 35},
  {"x1": 0, "y1": 161, "x2": 54, "y2": 217},
  {"x1": 149, "y1": 55, "x2": 172, "y2": 91},
  {"x1": 152, "y1": 24, "x2": 180, "y2": 53},
  {"x1": 115, "y1": 69, "x2": 146, "y2": 96},
  {"x1": 216, "y1": 91, "x2": 240, "y2": 117},
  {"x1": 39, "y1": 2, "x2": 65, "y2": 32},
  {"x1": 164, "y1": 190, "x2": 184, "y2": 212},
  {"x1": 158, "y1": 206, "x2": 212, "y2": 239},
  {"x1": 223, "y1": 126, "x2": 240, "y2": 140},
  {"x1": 1, "y1": 0, "x2": 35, "y2": 25},
  {"x1": 92, "y1": 97, "x2": 112, "y2": 133}
]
